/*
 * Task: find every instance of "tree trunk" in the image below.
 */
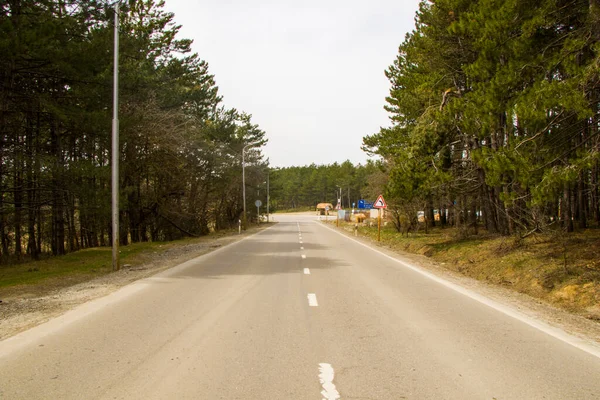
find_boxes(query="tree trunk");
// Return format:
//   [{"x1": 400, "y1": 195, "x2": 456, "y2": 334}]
[
  {"x1": 119, "y1": 209, "x2": 129, "y2": 246},
  {"x1": 593, "y1": 161, "x2": 599, "y2": 225},
  {"x1": 562, "y1": 183, "x2": 574, "y2": 232},
  {"x1": 66, "y1": 193, "x2": 78, "y2": 252},
  {"x1": 36, "y1": 194, "x2": 42, "y2": 255},
  {"x1": 14, "y1": 156, "x2": 23, "y2": 257},
  {"x1": 51, "y1": 122, "x2": 65, "y2": 255},
  {"x1": 504, "y1": 186, "x2": 515, "y2": 235},
  {"x1": 591, "y1": 0, "x2": 600, "y2": 41},
  {"x1": 0, "y1": 137, "x2": 8, "y2": 258},
  {"x1": 473, "y1": 136, "x2": 495, "y2": 233},
  {"x1": 578, "y1": 170, "x2": 587, "y2": 229},
  {"x1": 470, "y1": 196, "x2": 478, "y2": 235},
  {"x1": 439, "y1": 200, "x2": 447, "y2": 226},
  {"x1": 26, "y1": 113, "x2": 38, "y2": 259},
  {"x1": 484, "y1": 183, "x2": 498, "y2": 233},
  {"x1": 493, "y1": 187, "x2": 510, "y2": 235},
  {"x1": 26, "y1": 168, "x2": 38, "y2": 258},
  {"x1": 0, "y1": 187, "x2": 7, "y2": 259},
  {"x1": 427, "y1": 195, "x2": 435, "y2": 228}
]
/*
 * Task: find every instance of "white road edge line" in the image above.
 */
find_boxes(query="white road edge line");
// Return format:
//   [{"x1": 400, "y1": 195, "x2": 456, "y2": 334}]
[
  {"x1": 304, "y1": 268, "x2": 310, "y2": 275},
  {"x1": 316, "y1": 220, "x2": 600, "y2": 360},
  {"x1": 307, "y1": 293, "x2": 318, "y2": 307},
  {"x1": 319, "y1": 363, "x2": 340, "y2": 400}
]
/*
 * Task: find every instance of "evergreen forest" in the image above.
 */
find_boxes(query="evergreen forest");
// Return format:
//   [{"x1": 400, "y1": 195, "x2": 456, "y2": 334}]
[
  {"x1": 0, "y1": 0, "x2": 267, "y2": 262},
  {"x1": 268, "y1": 161, "x2": 384, "y2": 211},
  {"x1": 2, "y1": 0, "x2": 600, "y2": 264},
  {"x1": 363, "y1": 0, "x2": 600, "y2": 236}
]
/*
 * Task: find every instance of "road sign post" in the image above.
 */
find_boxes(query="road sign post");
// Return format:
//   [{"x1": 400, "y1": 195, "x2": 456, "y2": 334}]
[
  {"x1": 255, "y1": 200, "x2": 262, "y2": 225},
  {"x1": 378, "y1": 209, "x2": 381, "y2": 241},
  {"x1": 373, "y1": 194, "x2": 387, "y2": 242},
  {"x1": 335, "y1": 199, "x2": 342, "y2": 226},
  {"x1": 358, "y1": 199, "x2": 373, "y2": 209}
]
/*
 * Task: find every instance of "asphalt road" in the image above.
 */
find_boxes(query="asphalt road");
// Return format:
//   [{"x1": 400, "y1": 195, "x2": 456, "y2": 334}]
[{"x1": 1, "y1": 214, "x2": 600, "y2": 399}]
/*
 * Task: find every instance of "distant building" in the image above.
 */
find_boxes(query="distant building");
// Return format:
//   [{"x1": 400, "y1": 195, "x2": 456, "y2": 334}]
[{"x1": 316, "y1": 203, "x2": 334, "y2": 215}]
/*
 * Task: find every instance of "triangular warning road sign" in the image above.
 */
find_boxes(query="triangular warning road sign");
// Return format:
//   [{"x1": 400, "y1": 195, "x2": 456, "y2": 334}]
[{"x1": 373, "y1": 194, "x2": 387, "y2": 209}]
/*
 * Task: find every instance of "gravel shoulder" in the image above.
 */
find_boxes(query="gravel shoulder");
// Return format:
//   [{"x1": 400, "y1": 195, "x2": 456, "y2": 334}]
[{"x1": 0, "y1": 225, "x2": 271, "y2": 341}]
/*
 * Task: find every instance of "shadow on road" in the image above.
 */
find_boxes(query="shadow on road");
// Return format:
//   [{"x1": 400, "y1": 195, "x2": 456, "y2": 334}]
[{"x1": 158, "y1": 254, "x2": 344, "y2": 281}]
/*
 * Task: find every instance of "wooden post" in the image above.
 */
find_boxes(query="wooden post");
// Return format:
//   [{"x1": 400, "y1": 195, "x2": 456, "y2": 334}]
[{"x1": 377, "y1": 208, "x2": 381, "y2": 241}]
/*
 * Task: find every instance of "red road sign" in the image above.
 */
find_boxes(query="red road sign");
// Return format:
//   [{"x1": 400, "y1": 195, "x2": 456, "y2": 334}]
[{"x1": 373, "y1": 194, "x2": 387, "y2": 209}]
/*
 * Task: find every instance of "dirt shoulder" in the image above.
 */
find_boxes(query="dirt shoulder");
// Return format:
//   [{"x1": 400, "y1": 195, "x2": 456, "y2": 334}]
[
  {"x1": 0, "y1": 224, "x2": 273, "y2": 341},
  {"x1": 325, "y1": 220, "x2": 600, "y2": 345}
]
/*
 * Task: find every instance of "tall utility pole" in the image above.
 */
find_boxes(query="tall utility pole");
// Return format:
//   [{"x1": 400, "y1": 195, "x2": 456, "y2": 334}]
[
  {"x1": 266, "y1": 169, "x2": 269, "y2": 223},
  {"x1": 242, "y1": 143, "x2": 256, "y2": 230},
  {"x1": 348, "y1": 187, "x2": 351, "y2": 212},
  {"x1": 111, "y1": 3, "x2": 120, "y2": 272}
]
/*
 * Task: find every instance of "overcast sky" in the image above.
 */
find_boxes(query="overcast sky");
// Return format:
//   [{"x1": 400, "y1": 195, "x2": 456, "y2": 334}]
[{"x1": 163, "y1": 0, "x2": 421, "y2": 167}]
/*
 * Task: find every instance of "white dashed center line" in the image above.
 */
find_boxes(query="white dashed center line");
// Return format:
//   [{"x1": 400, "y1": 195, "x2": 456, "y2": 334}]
[
  {"x1": 301, "y1": 246, "x2": 304, "y2": 250},
  {"x1": 307, "y1": 293, "x2": 318, "y2": 307},
  {"x1": 319, "y1": 363, "x2": 340, "y2": 400},
  {"x1": 301, "y1": 254, "x2": 306, "y2": 259},
  {"x1": 304, "y1": 268, "x2": 310, "y2": 275}
]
